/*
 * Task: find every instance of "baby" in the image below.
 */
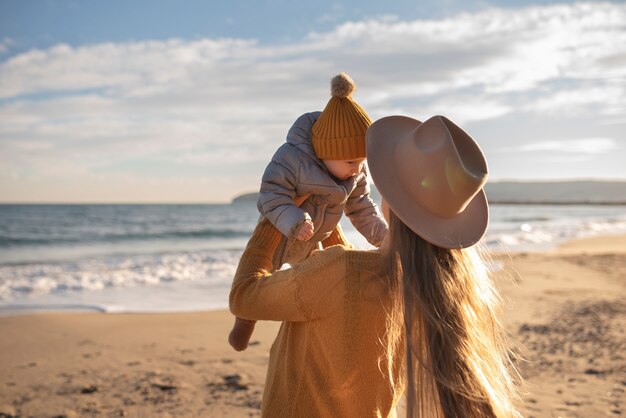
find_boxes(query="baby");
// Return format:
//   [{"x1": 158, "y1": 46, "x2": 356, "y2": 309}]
[{"x1": 228, "y1": 73, "x2": 388, "y2": 351}]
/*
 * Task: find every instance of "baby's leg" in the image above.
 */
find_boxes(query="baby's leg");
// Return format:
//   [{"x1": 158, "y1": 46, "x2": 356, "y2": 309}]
[{"x1": 228, "y1": 317, "x2": 257, "y2": 352}]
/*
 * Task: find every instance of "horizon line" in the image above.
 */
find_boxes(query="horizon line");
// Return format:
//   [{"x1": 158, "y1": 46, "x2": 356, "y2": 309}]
[{"x1": 2, "y1": 178, "x2": 625, "y2": 205}]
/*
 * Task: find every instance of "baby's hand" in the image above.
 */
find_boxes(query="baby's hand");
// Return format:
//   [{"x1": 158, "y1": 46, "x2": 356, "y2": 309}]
[{"x1": 295, "y1": 220, "x2": 315, "y2": 241}]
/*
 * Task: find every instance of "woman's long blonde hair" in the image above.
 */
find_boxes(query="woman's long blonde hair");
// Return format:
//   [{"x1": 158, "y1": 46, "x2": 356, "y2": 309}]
[{"x1": 384, "y1": 211, "x2": 521, "y2": 418}]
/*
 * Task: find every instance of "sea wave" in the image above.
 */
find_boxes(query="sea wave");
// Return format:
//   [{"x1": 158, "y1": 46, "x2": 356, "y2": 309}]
[
  {"x1": 1, "y1": 204, "x2": 625, "y2": 313},
  {"x1": 502, "y1": 216, "x2": 553, "y2": 222},
  {"x1": 0, "y1": 249, "x2": 242, "y2": 302},
  {"x1": 486, "y1": 218, "x2": 626, "y2": 251},
  {"x1": 0, "y1": 227, "x2": 253, "y2": 247}
]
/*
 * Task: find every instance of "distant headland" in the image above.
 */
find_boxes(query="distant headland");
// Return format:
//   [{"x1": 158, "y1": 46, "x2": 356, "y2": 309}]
[{"x1": 232, "y1": 181, "x2": 626, "y2": 205}]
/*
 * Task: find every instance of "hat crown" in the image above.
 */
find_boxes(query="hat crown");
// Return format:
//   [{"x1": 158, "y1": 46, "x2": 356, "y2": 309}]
[
  {"x1": 396, "y1": 116, "x2": 488, "y2": 218},
  {"x1": 366, "y1": 114, "x2": 489, "y2": 248}
]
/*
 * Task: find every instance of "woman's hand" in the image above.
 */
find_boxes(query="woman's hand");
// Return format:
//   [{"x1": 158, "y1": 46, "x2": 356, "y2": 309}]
[{"x1": 295, "y1": 219, "x2": 315, "y2": 241}]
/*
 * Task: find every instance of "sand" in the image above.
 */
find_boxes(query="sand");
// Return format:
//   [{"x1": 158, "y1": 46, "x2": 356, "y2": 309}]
[{"x1": 1, "y1": 235, "x2": 624, "y2": 418}]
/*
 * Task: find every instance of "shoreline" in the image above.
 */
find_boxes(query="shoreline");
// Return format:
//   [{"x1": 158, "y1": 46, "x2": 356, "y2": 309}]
[{"x1": 1, "y1": 232, "x2": 625, "y2": 318}]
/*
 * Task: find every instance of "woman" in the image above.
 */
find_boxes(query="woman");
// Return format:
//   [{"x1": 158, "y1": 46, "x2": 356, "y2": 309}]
[{"x1": 229, "y1": 115, "x2": 521, "y2": 417}]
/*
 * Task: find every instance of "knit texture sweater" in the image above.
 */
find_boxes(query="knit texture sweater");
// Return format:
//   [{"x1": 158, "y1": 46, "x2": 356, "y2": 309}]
[{"x1": 230, "y1": 219, "x2": 405, "y2": 418}]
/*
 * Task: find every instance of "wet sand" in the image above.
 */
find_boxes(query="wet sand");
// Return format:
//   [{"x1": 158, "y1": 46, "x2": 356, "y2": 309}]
[{"x1": 1, "y1": 235, "x2": 624, "y2": 417}]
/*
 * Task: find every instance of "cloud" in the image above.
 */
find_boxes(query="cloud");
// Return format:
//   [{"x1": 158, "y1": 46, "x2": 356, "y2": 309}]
[
  {"x1": 0, "y1": 38, "x2": 13, "y2": 54},
  {"x1": 518, "y1": 138, "x2": 619, "y2": 154},
  {"x1": 2, "y1": 3, "x2": 624, "y2": 105},
  {"x1": 521, "y1": 81, "x2": 626, "y2": 121},
  {"x1": 1, "y1": 2, "x2": 625, "y2": 201}
]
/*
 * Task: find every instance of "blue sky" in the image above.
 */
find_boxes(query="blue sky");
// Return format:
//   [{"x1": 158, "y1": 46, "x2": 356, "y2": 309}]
[
  {"x1": 1, "y1": 0, "x2": 625, "y2": 202},
  {"x1": 2, "y1": 0, "x2": 604, "y2": 48}
]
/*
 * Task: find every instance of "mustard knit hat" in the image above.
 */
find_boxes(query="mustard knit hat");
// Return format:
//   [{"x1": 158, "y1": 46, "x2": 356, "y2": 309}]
[{"x1": 312, "y1": 73, "x2": 373, "y2": 160}]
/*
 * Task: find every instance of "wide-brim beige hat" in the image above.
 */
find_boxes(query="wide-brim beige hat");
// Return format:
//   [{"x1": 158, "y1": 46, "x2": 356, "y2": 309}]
[{"x1": 366, "y1": 115, "x2": 489, "y2": 249}]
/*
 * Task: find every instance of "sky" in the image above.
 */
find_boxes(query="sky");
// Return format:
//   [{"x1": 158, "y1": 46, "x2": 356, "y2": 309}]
[{"x1": 1, "y1": 0, "x2": 625, "y2": 203}]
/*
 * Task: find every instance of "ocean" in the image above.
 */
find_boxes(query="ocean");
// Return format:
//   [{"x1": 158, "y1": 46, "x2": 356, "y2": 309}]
[{"x1": 1, "y1": 203, "x2": 625, "y2": 315}]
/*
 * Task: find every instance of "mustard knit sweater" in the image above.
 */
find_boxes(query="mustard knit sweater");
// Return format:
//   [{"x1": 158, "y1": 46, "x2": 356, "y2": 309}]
[{"x1": 230, "y1": 219, "x2": 404, "y2": 418}]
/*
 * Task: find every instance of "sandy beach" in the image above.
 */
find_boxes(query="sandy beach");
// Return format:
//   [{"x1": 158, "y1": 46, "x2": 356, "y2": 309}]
[{"x1": 1, "y1": 235, "x2": 624, "y2": 418}]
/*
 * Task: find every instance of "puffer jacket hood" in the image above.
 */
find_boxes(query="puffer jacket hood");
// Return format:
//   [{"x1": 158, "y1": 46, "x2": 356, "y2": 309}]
[{"x1": 285, "y1": 111, "x2": 322, "y2": 163}]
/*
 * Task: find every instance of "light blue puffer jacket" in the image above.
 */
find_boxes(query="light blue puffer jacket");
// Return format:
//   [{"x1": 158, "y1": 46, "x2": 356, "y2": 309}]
[{"x1": 257, "y1": 112, "x2": 388, "y2": 247}]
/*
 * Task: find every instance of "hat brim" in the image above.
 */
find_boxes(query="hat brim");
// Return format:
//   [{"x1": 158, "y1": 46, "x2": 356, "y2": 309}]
[{"x1": 366, "y1": 115, "x2": 489, "y2": 249}]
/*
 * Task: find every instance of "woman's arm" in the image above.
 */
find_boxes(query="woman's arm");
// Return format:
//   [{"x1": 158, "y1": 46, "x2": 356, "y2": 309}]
[{"x1": 229, "y1": 219, "x2": 346, "y2": 322}]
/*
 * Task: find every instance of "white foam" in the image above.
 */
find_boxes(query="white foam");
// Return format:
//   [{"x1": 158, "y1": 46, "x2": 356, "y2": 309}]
[
  {"x1": 0, "y1": 249, "x2": 242, "y2": 303},
  {"x1": 485, "y1": 213, "x2": 626, "y2": 252},
  {"x1": 1, "y1": 205, "x2": 625, "y2": 314}
]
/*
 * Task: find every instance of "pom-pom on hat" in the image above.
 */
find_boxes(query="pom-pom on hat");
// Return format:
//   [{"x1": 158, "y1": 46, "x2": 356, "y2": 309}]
[{"x1": 312, "y1": 73, "x2": 373, "y2": 160}]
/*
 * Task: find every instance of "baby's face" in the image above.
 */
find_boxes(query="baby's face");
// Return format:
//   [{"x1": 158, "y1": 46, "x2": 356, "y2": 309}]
[{"x1": 322, "y1": 158, "x2": 366, "y2": 181}]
